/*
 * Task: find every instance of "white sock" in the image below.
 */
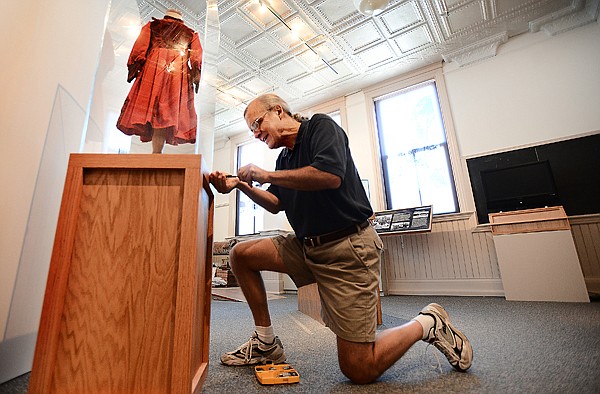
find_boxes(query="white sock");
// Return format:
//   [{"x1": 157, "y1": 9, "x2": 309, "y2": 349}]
[
  {"x1": 413, "y1": 315, "x2": 435, "y2": 340},
  {"x1": 255, "y1": 325, "x2": 275, "y2": 345}
]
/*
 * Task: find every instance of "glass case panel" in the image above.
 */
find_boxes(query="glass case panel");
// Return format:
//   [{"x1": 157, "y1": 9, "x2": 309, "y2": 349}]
[{"x1": 82, "y1": 0, "x2": 218, "y2": 167}]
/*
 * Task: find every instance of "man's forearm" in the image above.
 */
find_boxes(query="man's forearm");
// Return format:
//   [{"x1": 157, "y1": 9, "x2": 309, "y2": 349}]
[
  {"x1": 237, "y1": 182, "x2": 282, "y2": 214},
  {"x1": 265, "y1": 166, "x2": 341, "y2": 191}
]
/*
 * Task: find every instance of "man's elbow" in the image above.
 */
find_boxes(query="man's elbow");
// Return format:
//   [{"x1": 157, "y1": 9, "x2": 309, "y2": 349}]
[
  {"x1": 267, "y1": 203, "x2": 283, "y2": 215},
  {"x1": 328, "y1": 175, "x2": 342, "y2": 189}
]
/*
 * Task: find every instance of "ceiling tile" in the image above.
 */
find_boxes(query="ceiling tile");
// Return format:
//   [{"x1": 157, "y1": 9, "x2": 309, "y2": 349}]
[
  {"x1": 312, "y1": 41, "x2": 341, "y2": 63},
  {"x1": 356, "y1": 42, "x2": 396, "y2": 67},
  {"x1": 215, "y1": 90, "x2": 246, "y2": 107},
  {"x1": 242, "y1": 35, "x2": 286, "y2": 63},
  {"x1": 393, "y1": 25, "x2": 433, "y2": 53},
  {"x1": 272, "y1": 85, "x2": 301, "y2": 103},
  {"x1": 272, "y1": 24, "x2": 305, "y2": 48},
  {"x1": 446, "y1": 2, "x2": 484, "y2": 34},
  {"x1": 217, "y1": 57, "x2": 248, "y2": 80},
  {"x1": 171, "y1": 0, "x2": 206, "y2": 16},
  {"x1": 496, "y1": 0, "x2": 572, "y2": 16},
  {"x1": 379, "y1": 1, "x2": 423, "y2": 35},
  {"x1": 270, "y1": 58, "x2": 310, "y2": 81},
  {"x1": 288, "y1": 74, "x2": 326, "y2": 94},
  {"x1": 215, "y1": 107, "x2": 244, "y2": 124},
  {"x1": 240, "y1": 76, "x2": 274, "y2": 95},
  {"x1": 495, "y1": 0, "x2": 534, "y2": 15},
  {"x1": 241, "y1": 0, "x2": 295, "y2": 28},
  {"x1": 287, "y1": 15, "x2": 318, "y2": 41},
  {"x1": 340, "y1": 21, "x2": 384, "y2": 52},
  {"x1": 313, "y1": 0, "x2": 358, "y2": 27},
  {"x1": 313, "y1": 60, "x2": 354, "y2": 83},
  {"x1": 244, "y1": 1, "x2": 277, "y2": 27},
  {"x1": 296, "y1": 49, "x2": 324, "y2": 70},
  {"x1": 220, "y1": 12, "x2": 260, "y2": 45},
  {"x1": 223, "y1": 86, "x2": 254, "y2": 102}
]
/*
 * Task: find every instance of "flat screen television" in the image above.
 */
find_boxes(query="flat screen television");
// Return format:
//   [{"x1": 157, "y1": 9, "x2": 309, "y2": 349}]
[{"x1": 481, "y1": 160, "x2": 560, "y2": 213}]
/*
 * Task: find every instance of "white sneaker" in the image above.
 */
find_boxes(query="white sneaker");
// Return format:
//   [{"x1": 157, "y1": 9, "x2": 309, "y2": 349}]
[
  {"x1": 221, "y1": 332, "x2": 286, "y2": 366},
  {"x1": 419, "y1": 303, "x2": 473, "y2": 371}
]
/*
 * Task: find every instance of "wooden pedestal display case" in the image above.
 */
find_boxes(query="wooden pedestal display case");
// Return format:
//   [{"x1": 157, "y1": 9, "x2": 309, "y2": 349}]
[{"x1": 29, "y1": 154, "x2": 214, "y2": 393}]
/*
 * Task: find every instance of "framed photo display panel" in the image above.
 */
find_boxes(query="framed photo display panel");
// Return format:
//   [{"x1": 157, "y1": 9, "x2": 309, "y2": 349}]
[{"x1": 372, "y1": 205, "x2": 432, "y2": 235}]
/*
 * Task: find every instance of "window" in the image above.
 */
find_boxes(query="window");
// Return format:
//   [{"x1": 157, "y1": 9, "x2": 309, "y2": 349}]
[
  {"x1": 235, "y1": 141, "x2": 277, "y2": 235},
  {"x1": 328, "y1": 110, "x2": 342, "y2": 127},
  {"x1": 374, "y1": 80, "x2": 458, "y2": 214}
]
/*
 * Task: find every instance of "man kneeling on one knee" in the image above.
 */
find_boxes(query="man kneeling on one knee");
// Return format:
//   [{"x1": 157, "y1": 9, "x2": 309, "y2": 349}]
[{"x1": 209, "y1": 93, "x2": 473, "y2": 384}]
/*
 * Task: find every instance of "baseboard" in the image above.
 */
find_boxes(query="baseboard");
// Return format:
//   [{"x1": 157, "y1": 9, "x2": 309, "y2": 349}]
[
  {"x1": 0, "y1": 332, "x2": 36, "y2": 384},
  {"x1": 386, "y1": 279, "x2": 505, "y2": 297}
]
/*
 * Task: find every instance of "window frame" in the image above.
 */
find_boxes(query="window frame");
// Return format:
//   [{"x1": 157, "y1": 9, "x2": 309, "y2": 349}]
[
  {"x1": 363, "y1": 63, "x2": 472, "y2": 215},
  {"x1": 233, "y1": 137, "x2": 284, "y2": 236},
  {"x1": 307, "y1": 97, "x2": 348, "y2": 131},
  {"x1": 235, "y1": 141, "x2": 255, "y2": 236},
  {"x1": 234, "y1": 139, "x2": 268, "y2": 236}
]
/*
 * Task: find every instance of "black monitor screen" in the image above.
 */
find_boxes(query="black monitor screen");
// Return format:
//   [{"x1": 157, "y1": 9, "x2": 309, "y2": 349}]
[{"x1": 481, "y1": 160, "x2": 560, "y2": 212}]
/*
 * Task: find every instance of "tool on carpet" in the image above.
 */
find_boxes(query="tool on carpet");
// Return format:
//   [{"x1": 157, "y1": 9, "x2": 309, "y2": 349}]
[{"x1": 254, "y1": 363, "x2": 299, "y2": 385}]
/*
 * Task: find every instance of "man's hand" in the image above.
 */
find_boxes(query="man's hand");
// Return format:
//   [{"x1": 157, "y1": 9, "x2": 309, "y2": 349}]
[
  {"x1": 208, "y1": 171, "x2": 240, "y2": 194},
  {"x1": 237, "y1": 164, "x2": 269, "y2": 187}
]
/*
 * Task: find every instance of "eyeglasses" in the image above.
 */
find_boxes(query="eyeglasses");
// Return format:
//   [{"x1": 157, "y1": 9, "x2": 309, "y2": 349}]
[{"x1": 249, "y1": 108, "x2": 273, "y2": 134}]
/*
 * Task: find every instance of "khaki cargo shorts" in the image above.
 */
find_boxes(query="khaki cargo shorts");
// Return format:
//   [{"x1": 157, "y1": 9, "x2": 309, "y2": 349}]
[{"x1": 272, "y1": 225, "x2": 383, "y2": 342}]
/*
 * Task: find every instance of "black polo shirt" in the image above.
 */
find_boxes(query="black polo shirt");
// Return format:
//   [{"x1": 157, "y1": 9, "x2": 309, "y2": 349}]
[{"x1": 267, "y1": 114, "x2": 373, "y2": 239}]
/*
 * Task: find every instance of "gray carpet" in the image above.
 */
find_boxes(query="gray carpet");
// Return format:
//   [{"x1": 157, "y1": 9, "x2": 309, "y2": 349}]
[
  {"x1": 204, "y1": 294, "x2": 600, "y2": 393},
  {"x1": 2, "y1": 294, "x2": 599, "y2": 393}
]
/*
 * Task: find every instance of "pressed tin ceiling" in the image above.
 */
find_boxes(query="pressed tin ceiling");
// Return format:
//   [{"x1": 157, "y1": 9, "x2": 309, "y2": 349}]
[{"x1": 107, "y1": 0, "x2": 599, "y2": 143}]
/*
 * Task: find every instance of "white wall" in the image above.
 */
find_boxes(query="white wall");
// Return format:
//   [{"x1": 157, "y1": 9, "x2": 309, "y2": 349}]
[
  {"x1": 345, "y1": 92, "x2": 384, "y2": 211},
  {"x1": 444, "y1": 22, "x2": 600, "y2": 158},
  {"x1": 0, "y1": 0, "x2": 110, "y2": 383}
]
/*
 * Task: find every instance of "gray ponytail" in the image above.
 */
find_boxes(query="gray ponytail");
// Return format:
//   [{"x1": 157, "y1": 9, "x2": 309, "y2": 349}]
[
  {"x1": 292, "y1": 113, "x2": 309, "y2": 122},
  {"x1": 245, "y1": 93, "x2": 308, "y2": 123}
]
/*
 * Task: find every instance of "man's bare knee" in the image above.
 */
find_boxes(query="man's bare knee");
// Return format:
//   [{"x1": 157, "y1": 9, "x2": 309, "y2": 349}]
[
  {"x1": 337, "y1": 339, "x2": 380, "y2": 384},
  {"x1": 338, "y1": 356, "x2": 378, "y2": 384},
  {"x1": 229, "y1": 241, "x2": 261, "y2": 270},
  {"x1": 228, "y1": 244, "x2": 245, "y2": 273},
  {"x1": 228, "y1": 238, "x2": 285, "y2": 276}
]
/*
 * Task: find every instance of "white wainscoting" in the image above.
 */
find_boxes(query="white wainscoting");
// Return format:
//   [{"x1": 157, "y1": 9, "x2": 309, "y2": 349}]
[
  {"x1": 570, "y1": 214, "x2": 600, "y2": 295},
  {"x1": 381, "y1": 212, "x2": 600, "y2": 297}
]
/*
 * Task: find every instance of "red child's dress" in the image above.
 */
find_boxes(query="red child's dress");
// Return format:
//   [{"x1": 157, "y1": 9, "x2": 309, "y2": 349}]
[{"x1": 117, "y1": 16, "x2": 202, "y2": 145}]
